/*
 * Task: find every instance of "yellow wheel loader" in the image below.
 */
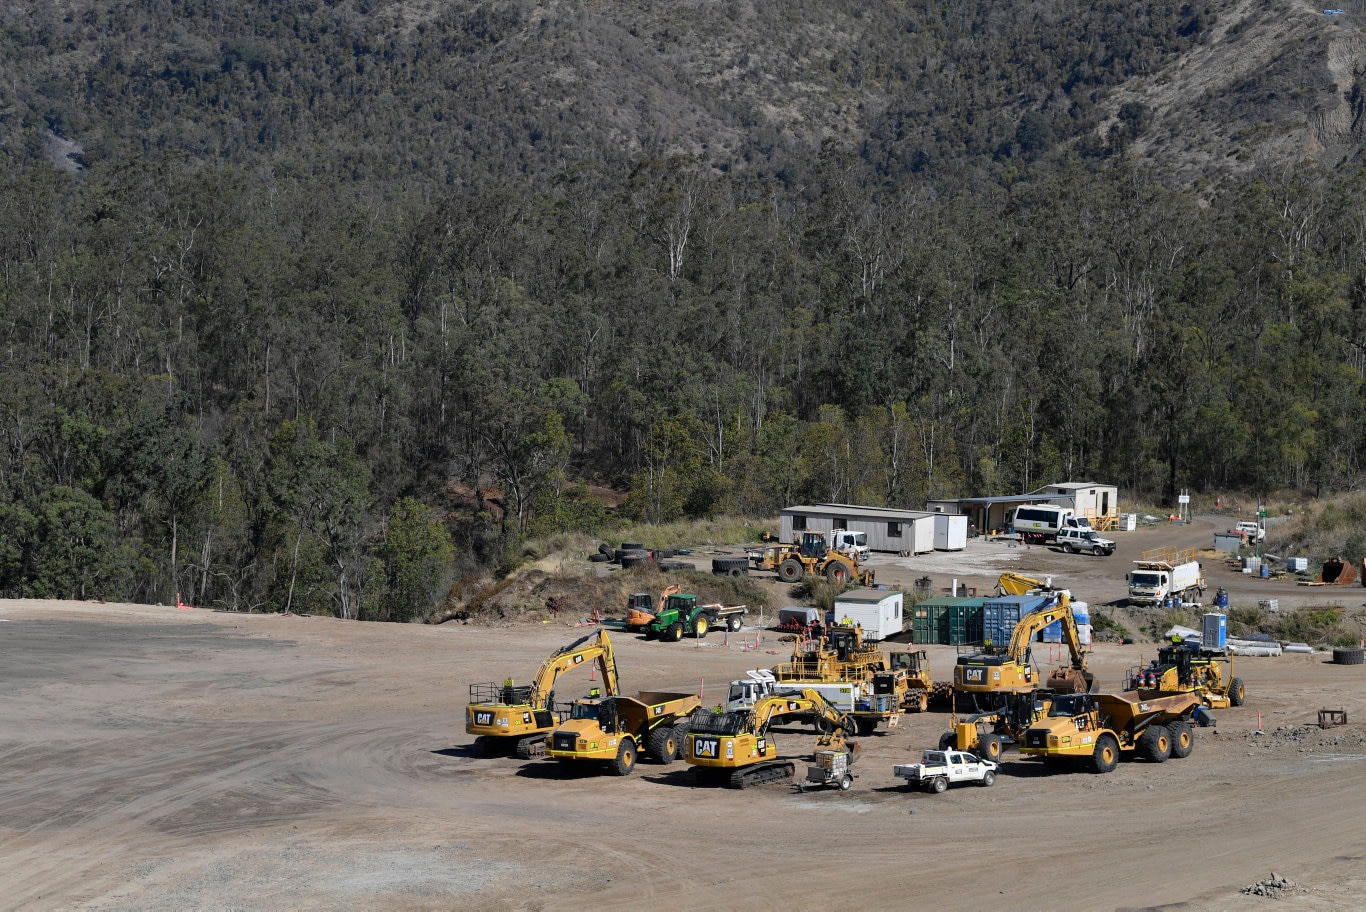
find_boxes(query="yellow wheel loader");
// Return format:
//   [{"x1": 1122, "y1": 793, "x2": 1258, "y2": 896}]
[
  {"x1": 465, "y1": 628, "x2": 619, "y2": 759},
  {"x1": 752, "y1": 532, "x2": 873, "y2": 586}
]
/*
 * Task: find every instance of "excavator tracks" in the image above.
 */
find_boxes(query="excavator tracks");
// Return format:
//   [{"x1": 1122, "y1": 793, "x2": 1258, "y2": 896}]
[
  {"x1": 514, "y1": 735, "x2": 548, "y2": 759},
  {"x1": 730, "y1": 760, "x2": 796, "y2": 789}
]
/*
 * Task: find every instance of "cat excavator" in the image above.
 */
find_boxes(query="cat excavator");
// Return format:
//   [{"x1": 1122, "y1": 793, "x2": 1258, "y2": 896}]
[
  {"x1": 684, "y1": 688, "x2": 859, "y2": 788},
  {"x1": 953, "y1": 591, "x2": 1096, "y2": 713},
  {"x1": 465, "y1": 628, "x2": 620, "y2": 758}
]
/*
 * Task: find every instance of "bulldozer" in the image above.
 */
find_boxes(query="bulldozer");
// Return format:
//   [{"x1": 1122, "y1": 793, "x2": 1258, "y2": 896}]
[
  {"x1": 684, "y1": 688, "x2": 860, "y2": 788},
  {"x1": 1127, "y1": 640, "x2": 1246, "y2": 710},
  {"x1": 952, "y1": 591, "x2": 1097, "y2": 713},
  {"x1": 751, "y1": 531, "x2": 873, "y2": 586},
  {"x1": 624, "y1": 584, "x2": 681, "y2": 632},
  {"x1": 465, "y1": 628, "x2": 620, "y2": 758}
]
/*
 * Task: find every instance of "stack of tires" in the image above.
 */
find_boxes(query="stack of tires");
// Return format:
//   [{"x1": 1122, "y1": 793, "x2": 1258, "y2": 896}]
[
  {"x1": 588, "y1": 541, "x2": 696, "y2": 572},
  {"x1": 711, "y1": 557, "x2": 749, "y2": 578},
  {"x1": 1332, "y1": 647, "x2": 1364, "y2": 665}
]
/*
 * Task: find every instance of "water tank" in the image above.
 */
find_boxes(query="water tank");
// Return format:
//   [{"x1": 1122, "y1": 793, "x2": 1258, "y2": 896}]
[
  {"x1": 1071, "y1": 600, "x2": 1089, "y2": 626},
  {"x1": 1202, "y1": 613, "x2": 1227, "y2": 650},
  {"x1": 1076, "y1": 623, "x2": 1092, "y2": 647}
]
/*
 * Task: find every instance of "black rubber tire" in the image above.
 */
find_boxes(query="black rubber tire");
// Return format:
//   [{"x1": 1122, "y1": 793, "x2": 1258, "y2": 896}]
[
  {"x1": 647, "y1": 727, "x2": 679, "y2": 764},
  {"x1": 588, "y1": 552, "x2": 610, "y2": 563},
  {"x1": 674, "y1": 562, "x2": 697, "y2": 572},
  {"x1": 1332, "y1": 648, "x2": 1364, "y2": 666},
  {"x1": 1092, "y1": 734, "x2": 1119, "y2": 773},
  {"x1": 727, "y1": 614, "x2": 743, "y2": 632},
  {"x1": 1168, "y1": 720, "x2": 1194, "y2": 758},
  {"x1": 667, "y1": 622, "x2": 684, "y2": 642},
  {"x1": 938, "y1": 731, "x2": 957, "y2": 751},
  {"x1": 655, "y1": 549, "x2": 676, "y2": 559},
  {"x1": 778, "y1": 558, "x2": 805, "y2": 583},
  {"x1": 980, "y1": 770, "x2": 996, "y2": 787},
  {"x1": 979, "y1": 733, "x2": 1004, "y2": 762},
  {"x1": 620, "y1": 554, "x2": 646, "y2": 570},
  {"x1": 728, "y1": 567, "x2": 746, "y2": 578},
  {"x1": 612, "y1": 738, "x2": 637, "y2": 776},
  {"x1": 930, "y1": 776, "x2": 948, "y2": 794},
  {"x1": 599, "y1": 543, "x2": 615, "y2": 558},
  {"x1": 1228, "y1": 676, "x2": 1246, "y2": 705},
  {"x1": 613, "y1": 548, "x2": 630, "y2": 563},
  {"x1": 839, "y1": 774, "x2": 853, "y2": 791},
  {"x1": 1139, "y1": 724, "x2": 1172, "y2": 762},
  {"x1": 825, "y1": 562, "x2": 850, "y2": 584},
  {"x1": 621, "y1": 542, "x2": 644, "y2": 551},
  {"x1": 711, "y1": 557, "x2": 748, "y2": 573},
  {"x1": 813, "y1": 714, "x2": 835, "y2": 735},
  {"x1": 1062, "y1": 543, "x2": 1074, "y2": 554},
  {"x1": 672, "y1": 722, "x2": 691, "y2": 759}
]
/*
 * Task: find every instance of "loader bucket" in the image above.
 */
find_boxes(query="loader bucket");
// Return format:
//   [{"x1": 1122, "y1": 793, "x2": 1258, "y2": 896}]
[{"x1": 1318, "y1": 557, "x2": 1357, "y2": 585}]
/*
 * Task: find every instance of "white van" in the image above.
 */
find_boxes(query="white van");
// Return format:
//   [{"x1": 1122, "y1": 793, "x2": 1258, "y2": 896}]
[{"x1": 1012, "y1": 504, "x2": 1085, "y2": 543}]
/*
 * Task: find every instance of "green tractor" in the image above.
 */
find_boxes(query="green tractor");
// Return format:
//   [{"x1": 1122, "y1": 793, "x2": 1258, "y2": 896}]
[{"x1": 644, "y1": 593, "x2": 746, "y2": 641}]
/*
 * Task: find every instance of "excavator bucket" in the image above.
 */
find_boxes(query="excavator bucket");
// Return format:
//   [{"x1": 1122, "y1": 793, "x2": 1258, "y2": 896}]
[
  {"x1": 1045, "y1": 667, "x2": 1095, "y2": 694},
  {"x1": 1318, "y1": 557, "x2": 1357, "y2": 585}
]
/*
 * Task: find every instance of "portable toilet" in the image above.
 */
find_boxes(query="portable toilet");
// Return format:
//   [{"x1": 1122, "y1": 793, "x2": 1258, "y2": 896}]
[{"x1": 1203, "y1": 613, "x2": 1228, "y2": 651}]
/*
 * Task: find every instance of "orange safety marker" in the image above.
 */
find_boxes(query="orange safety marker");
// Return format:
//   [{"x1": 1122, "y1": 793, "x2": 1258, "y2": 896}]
[{"x1": 176, "y1": 592, "x2": 193, "y2": 610}]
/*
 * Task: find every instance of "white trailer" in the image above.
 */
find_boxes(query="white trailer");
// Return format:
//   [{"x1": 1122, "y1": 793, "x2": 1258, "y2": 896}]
[
  {"x1": 933, "y1": 513, "x2": 968, "y2": 551},
  {"x1": 833, "y1": 588, "x2": 905, "y2": 642}
]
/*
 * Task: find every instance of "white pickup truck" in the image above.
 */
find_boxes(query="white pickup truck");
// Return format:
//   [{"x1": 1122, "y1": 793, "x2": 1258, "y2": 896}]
[
  {"x1": 1056, "y1": 527, "x2": 1115, "y2": 556},
  {"x1": 893, "y1": 749, "x2": 997, "y2": 793}
]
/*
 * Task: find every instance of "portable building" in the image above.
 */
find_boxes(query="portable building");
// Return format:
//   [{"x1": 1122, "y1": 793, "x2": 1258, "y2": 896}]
[
  {"x1": 833, "y1": 588, "x2": 905, "y2": 642},
  {"x1": 932, "y1": 513, "x2": 968, "y2": 551},
  {"x1": 779, "y1": 504, "x2": 936, "y2": 554}
]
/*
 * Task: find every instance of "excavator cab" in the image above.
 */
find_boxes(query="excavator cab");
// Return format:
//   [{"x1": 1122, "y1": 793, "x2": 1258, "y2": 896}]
[{"x1": 798, "y1": 532, "x2": 828, "y2": 560}]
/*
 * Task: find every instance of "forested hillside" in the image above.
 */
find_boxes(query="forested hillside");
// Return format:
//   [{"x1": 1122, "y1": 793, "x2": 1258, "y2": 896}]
[{"x1": 2, "y1": 0, "x2": 1366, "y2": 616}]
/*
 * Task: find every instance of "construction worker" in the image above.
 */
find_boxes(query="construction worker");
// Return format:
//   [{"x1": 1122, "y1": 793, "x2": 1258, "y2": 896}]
[{"x1": 503, "y1": 677, "x2": 515, "y2": 703}]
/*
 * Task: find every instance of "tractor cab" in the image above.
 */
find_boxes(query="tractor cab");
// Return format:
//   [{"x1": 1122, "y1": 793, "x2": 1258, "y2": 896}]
[
  {"x1": 798, "y1": 531, "x2": 828, "y2": 560},
  {"x1": 663, "y1": 593, "x2": 696, "y2": 615}
]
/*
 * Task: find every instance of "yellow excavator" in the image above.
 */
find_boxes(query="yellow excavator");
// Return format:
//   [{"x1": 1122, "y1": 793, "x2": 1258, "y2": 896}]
[
  {"x1": 952, "y1": 591, "x2": 1096, "y2": 713},
  {"x1": 684, "y1": 688, "x2": 859, "y2": 788},
  {"x1": 997, "y1": 572, "x2": 1053, "y2": 596},
  {"x1": 465, "y1": 628, "x2": 620, "y2": 758}
]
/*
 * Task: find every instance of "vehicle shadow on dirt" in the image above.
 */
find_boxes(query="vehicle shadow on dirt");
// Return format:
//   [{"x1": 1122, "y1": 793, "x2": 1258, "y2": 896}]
[{"x1": 431, "y1": 745, "x2": 483, "y2": 759}]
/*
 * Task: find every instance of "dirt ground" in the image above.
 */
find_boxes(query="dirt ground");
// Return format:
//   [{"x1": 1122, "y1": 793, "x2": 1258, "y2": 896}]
[{"x1": 3, "y1": 514, "x2": 1365, "y2": 911}]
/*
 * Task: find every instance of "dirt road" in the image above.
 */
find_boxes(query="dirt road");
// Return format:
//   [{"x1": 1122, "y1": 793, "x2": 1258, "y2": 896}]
[{"x1": 2, "y1": 591, "x2": 1364, "y2": 911}]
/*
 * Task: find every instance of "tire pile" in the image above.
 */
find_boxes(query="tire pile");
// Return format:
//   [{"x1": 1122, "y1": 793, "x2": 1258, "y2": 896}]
[
  {"x1": 1332, "y1": 646, "x2": 1364, "y2": 665},
  {"x1": 588, "y1": 541, "x2": 696, "y2": 572}
]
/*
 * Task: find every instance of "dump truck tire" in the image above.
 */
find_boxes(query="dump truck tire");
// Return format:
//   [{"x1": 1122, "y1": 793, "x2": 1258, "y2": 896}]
[
  {"x1": 1168, "y1": 720, "x2": 1194, "y2": 758},
  {"x1": 727, "y1": 614, "x2": 743, "y2": 632},
  {"x1": 672, "y1": 722, "x2": 690, "y2": 759},
  {"x1": 778, "y1": 558, "x2": 805, "y2": 583},
  {"x1": 1332, "y1": 648, "x2": 1364, "y2": 666},
  {"x1": 711, "y1": 557, "x2": 748, "y2": 575},
  {"x1": 612, "y1": 738, "x2": 638, "y2": 776},
  {"x1": 1228, "y1": 676, "x2": 1247, "y2": 704},
  {"x1": 620, "y1": 554, "x2": 647, "y2": 569},
  {"x1": 929, "y1": 776, "x2": 948, "y2": 794},
  {"x1": 1092, "y1": 735, "x2": 1119, "y2": 773},
  {"x1": 1140, "y1": 724, "x2": 1172, "y2": 762},
  {"x1": 621, "y1": 542, "x2": 644, "y2": 551},
  {"x1": 648, "y1": 727, "x2": 679, "y2": 763},
  {"x1": 979, "y1": 733, "x2": 1004, "y2": 762},
  {"x1": 980, "y1": 770, "x2": 995, "y2": 787}
]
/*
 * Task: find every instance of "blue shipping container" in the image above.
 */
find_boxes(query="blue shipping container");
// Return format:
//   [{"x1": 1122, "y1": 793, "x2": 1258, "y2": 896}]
[{"x1": 981, "y1": 595, "x2": 1050, "y2": 646}]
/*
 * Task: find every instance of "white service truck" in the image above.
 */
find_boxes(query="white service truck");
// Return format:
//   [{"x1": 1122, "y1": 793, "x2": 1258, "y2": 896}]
[
  {"x1": 826, "y1": 529, "x2": 870, "y2": 561},
  {"x1": 1011, "y1": 505, "x2": 1091, "y2": 543},
  {"x1": 725, "y1": 670, "x2": 865, "y2": 714},
  {"x1": 894, "y1": 749, "x2": 997, "y2": 793},
  {"x1": 1127, "y1": 559, "x2": 1205, "y2": 605}
]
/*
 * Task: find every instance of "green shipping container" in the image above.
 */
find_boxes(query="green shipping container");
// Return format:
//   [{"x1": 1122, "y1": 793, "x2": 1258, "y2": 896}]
[{"x1": 911, "y1": 597, "x2": 985, "y2": 645}]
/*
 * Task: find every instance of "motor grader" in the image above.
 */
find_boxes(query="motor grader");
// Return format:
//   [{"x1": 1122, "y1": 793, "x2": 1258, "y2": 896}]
[
  {"x1": 465, "y1": 628, "x2": 620, "y2": 759},
  {"x1": 685, "y1": 688, "x2": 859, "y2": 788},
  {"x1": 751, "y1": 531, "x2": 873, "y2": 586},
  {"x1": 1127, "y1": 640, "x2": 1246, "y2": 710},
  {"x1": 952, "y1": 591, "x2": 1096, "y2": 713},
  {"x1": 544, "y1": 690, "x2": 700, "y2": 776}
]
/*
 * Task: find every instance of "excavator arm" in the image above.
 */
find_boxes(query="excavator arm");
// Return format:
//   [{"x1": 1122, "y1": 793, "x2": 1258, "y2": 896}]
[
  {"x1": 530, "y1": 628, "x2": 621, "y2": 706},
  {"x1": 997, "y1": 572, "x2": 1048, "y2": 596}
]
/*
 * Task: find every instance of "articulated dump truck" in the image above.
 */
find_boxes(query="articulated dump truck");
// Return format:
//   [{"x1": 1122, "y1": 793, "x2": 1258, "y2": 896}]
[{"x1": 1019, "y1": 691, "x2": 1201, "y2": 773}]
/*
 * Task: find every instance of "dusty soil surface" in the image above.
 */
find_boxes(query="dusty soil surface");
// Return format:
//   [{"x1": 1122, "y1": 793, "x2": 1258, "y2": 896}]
[{"x1": 3, "y1": 576, "x2": 1365, "y2": 911}]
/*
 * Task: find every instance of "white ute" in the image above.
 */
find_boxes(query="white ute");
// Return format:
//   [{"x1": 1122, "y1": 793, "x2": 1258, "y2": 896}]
[
  {"x1": 1055, "y1": 527, "x2": 1115, "y2": 556},
  {"x1": 894, "y1": 749, "x2": 997, "y2": 794}
]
